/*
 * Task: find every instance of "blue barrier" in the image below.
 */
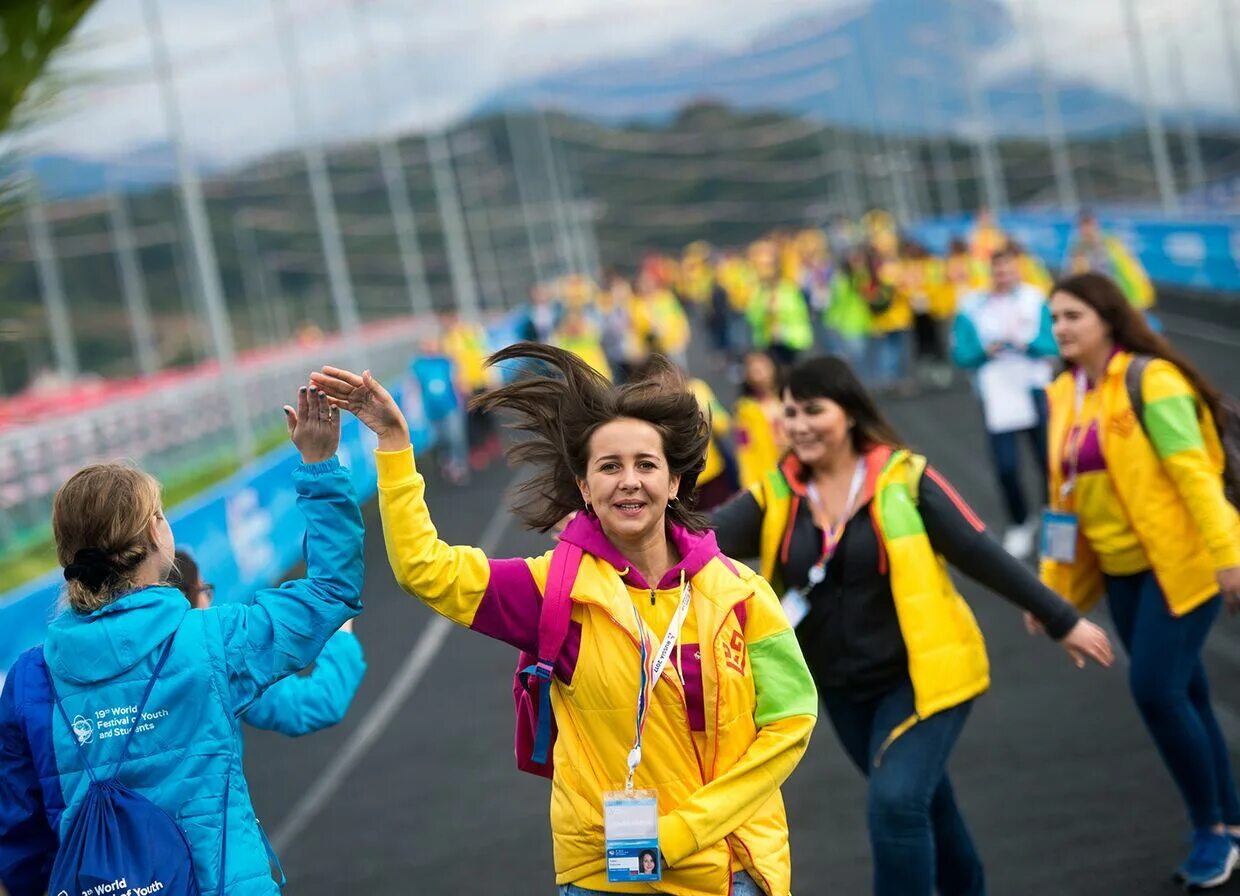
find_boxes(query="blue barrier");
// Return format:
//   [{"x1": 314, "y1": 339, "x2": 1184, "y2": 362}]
[{"x1": 907, "y1": 211, "x2": 1240, "y2": 294}]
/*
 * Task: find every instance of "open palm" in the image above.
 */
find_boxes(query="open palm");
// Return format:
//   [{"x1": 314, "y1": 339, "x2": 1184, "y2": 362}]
[{"x1": 310, "y1": 366, "x2": 408, "y2": 448}]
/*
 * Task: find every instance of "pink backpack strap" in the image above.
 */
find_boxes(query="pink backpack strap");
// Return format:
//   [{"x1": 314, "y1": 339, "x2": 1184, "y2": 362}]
[
  {"x1": 536, "y1": 540, "x2": 583, "y2": 671},
  {"x1": 523, "y1": 540, "x2": 582, "y2": 767}
]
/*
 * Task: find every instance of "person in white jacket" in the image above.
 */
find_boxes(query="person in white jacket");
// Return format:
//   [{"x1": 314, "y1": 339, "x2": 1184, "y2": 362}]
[{"x1": 951, "y1": 244, "x2": 1060, "y2": 558}]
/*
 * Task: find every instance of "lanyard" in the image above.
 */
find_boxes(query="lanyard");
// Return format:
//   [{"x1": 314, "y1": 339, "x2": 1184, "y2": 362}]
[
  {"x1": 1061, "y1": 369, "x2": 1091, "y2": 501},
  {"x1": 626, "y1": 578, "x2": 693, "y2": 790},
  {"x1": 804, "y1": 459, "x2": 867, "y2": 586}
]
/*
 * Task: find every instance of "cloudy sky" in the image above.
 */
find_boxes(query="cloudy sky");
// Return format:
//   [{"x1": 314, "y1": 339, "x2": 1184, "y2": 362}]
[{"x1": 20, "y1": 0, "x2": 1240, "y2": 167}]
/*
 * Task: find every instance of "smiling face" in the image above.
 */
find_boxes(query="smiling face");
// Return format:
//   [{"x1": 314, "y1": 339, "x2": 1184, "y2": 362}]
[
  {"x1": 1050, "y1": 289, "x2": 1111, "y2": 366},
  {"x1": 782, "y1": 389, "x2": 854, "y2": 469},
  {"x1": 577, "y1": 418, "x2": 680, "y2": 547},
  {"x1": 641, "y1": 853, "x2": 656, "y2": 874}
]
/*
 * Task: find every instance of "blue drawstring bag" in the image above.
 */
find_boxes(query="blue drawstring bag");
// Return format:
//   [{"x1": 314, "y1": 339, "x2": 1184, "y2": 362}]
[{"x1": 46, "y1": 638, "x2": 206, "y2": 896}]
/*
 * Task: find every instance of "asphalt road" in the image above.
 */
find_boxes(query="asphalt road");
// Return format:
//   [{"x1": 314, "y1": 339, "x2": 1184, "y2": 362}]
[{"x1": 243, "y1": 303, "x2": 1240, "y2": 895}]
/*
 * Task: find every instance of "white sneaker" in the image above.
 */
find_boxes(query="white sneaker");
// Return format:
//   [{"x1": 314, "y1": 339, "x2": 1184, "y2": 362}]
[{"x1": 1002, "y1": 521, "x2": 1037, "y2": 559}]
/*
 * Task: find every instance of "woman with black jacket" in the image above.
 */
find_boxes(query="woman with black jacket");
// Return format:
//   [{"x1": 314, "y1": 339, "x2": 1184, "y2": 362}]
[{"x1": 711, "y1": 354, "x2": 1112, "y2": 896}]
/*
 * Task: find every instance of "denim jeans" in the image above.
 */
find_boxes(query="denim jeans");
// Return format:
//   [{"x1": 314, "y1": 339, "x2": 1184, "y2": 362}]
[
  {"x1": 558, "y1": 870, "x2": 763, "y2": 895},
  {"x1": 432, "y1": 409, "x2": 468, "y2": 474},
  {"x1": 870, "y1": 330, "x2": 910, "y2": 387},
  {"x1": 1106, "y1": 572, "x2": 1240, "y2": 829},
  {"x1": 822, "y1": 683, "x2": 985, "y2": 896},
  {"x1": 985, "y1": 389, "x2": 1048, "y2": 526},
  {"x1": 827, "y1": 331, "x2": 870, "y2": 384}
]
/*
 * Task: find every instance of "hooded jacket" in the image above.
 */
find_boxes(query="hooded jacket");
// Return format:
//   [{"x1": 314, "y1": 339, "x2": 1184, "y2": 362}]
[
  {"x1": 0, "y1": 458, "x2": 364, "y2": 896},
  {"x1": 375, "y1": 446, "x2": 817, "y2": 896}
]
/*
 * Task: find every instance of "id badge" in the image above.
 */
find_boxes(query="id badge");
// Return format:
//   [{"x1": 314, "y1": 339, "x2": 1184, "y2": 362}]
[
  {"x1": 604, "y1": 789, "x2": 661, "y2": 883},
  {"x1": 1041, "y1": 510, "x2": 1078, "y2": 563},
  {"x1": 780, "y1": 587, "x2": 811, "y2": 628}
]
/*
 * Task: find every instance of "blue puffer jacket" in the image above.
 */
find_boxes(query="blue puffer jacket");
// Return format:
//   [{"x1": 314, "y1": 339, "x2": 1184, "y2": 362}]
[
  {"x1": 0, "y1": 457, "x2": 364, "y2": 896},
  {"x1": 241, "y1": 629, "x2": 366, "y2": 737}
]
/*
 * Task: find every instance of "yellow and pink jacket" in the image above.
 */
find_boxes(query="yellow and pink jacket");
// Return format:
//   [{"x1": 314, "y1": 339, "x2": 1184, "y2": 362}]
[
  {"x1": 375, "y1": 447, "x2": 817, "y2": 896},
  {"x1": 1041, "y1": 352, "x2": 1240, "y2": 615}
]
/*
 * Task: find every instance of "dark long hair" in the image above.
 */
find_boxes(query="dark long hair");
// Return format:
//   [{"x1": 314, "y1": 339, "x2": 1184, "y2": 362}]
[
  {"x1": 782, "y1": 355, "x2": 906, "y2": 456},
  {"x1": 1052, "y1": 272, "x2": 1223, "y2": 424},
  {"x1": 473, "y1": 342, "x2": 711, "y2": 533}
]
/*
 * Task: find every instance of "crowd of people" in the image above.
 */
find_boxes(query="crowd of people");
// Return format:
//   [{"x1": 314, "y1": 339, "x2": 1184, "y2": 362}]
[{"x1": 4, "y1": 205, "x2": 1240, "y2": 896}]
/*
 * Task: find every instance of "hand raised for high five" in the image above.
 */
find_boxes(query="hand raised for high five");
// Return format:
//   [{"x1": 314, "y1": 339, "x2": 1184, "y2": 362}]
[
  {"x1": 284, "y1": 383, "x2": 341, "y2": 464},
  {"x1": 309, "y1": 366, "x2": 411, "y2": 452}
]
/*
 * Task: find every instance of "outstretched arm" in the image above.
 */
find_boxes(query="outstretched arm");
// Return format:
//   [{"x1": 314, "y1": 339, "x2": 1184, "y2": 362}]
[{"x1": 312, "y1": 366, "x2": 550, "y2": 652}]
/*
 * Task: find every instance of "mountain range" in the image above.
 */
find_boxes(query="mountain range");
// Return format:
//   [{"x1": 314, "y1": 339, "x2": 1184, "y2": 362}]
[{"x1": 28, "y1": 0, "x2": 1237, "y2": 198}]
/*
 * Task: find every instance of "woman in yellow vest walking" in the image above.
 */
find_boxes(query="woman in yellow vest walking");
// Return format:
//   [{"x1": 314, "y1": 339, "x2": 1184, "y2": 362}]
[
  {"x1": 312, "y1": 344, "x2": 818, "y2": 896},
  {"x1": 1038, "y1": 272, "x2": 1240, "y2": 890},
  {"x1": 711, "y1": 355, "x2": 1111, "y2": 896}
]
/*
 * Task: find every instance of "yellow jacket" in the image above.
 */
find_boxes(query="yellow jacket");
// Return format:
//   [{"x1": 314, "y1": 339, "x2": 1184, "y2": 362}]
[
  {"x1": 690, "y1": 378, "x2": 732, "y2": 486},
  {"x1": 750, "y1": 448, "x2": 990, "y2": 746},
  {"x1": 868, "y1": 260, "x2": 914, "y2": 334},
  {"x1": 1041, "y1": 353, "x2": 1240, "y2": 615},
  {"x1": 376, "y1": 448, "x2": 817, "y2": 895},
  {"x1": 734, "y1": 396, "x2": 783, "y2": 491},
  {"x1": 441, "y1": 321, "x2": 492, "y2": 393},
  {"x1": 631, "y1": 290, "x2": 691, "y2": 356}
]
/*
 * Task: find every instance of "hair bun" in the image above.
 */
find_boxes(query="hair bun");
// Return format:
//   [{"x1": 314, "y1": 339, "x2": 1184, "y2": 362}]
[{"x1": 64, "y1": 547, "x2": 117, "y2": 591}]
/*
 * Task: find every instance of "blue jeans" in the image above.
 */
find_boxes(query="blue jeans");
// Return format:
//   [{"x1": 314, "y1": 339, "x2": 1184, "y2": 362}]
[
  {"x1": 432, "y1": 409, "x2": 468, "y2": 474},
  {"x1": 1106, "y1": 572, "x2": 1240, "y2": 829},
  {"x1": 559, "y1": 871, "x2": 763, "y2": 895},
  {"x1": 870, "y1": 330, "x2": 910, "y2": 387},
  {"x1": 985, "y1": 389, "x2": 1048, "y2": 526},
  {"x1": 822, "y1": 683, "x2": 985, "y2": 896},
  {"x1": 827, "y1": 331, "x2": 870, "y2": 384}
]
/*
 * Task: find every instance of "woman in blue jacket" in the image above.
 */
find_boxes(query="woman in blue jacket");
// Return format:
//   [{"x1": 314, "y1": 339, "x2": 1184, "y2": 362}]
[{"x1": 0, "y1": 384, "x2": 364, "y2": 896}]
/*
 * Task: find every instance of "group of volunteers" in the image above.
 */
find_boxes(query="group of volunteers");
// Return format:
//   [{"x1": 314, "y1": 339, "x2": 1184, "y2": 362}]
[{"x1": 1, "y1": 199, "x2": 1237, "y2": 896}]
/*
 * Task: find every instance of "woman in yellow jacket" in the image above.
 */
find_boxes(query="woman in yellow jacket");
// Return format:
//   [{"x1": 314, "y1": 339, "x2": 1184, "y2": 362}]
[
  {"x1": 1038, "y1": 272, "x2": 1240, "y2": 889},
  {"x1": 312, "y1": 345, "x2": 817, "y2": 896},
  {"x1": 734, "y1": 351, "x2": 785, "y2": 491},
  {"x1": 711, "y1": 355, "x2": 1111, "y2": 896}
]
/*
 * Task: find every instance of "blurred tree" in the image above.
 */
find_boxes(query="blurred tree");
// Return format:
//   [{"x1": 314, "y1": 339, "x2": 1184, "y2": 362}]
[{"x1": 0, "y1": 1, "x2": 96, "y2": 134}]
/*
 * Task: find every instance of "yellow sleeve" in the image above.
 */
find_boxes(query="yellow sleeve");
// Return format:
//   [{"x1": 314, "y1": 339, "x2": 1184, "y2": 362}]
[
  {"x1": 375, "y1": 447, "x2": 494, "y2": 625},
  {"x1": 658, "y1": 576, "x2": 817, "y2": 865},
  {"x1": 1143, "y1": 362, "x2": 1240, "y2": 569}
]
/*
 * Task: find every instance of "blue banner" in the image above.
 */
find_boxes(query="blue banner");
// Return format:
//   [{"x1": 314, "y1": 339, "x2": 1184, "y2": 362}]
[{"x1": 907, "y1": 211, "x2": 1240, "y2": 294}]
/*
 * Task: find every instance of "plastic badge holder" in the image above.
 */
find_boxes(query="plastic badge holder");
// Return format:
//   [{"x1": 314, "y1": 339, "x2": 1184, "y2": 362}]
[
  {"x1": 1041, "y1": 510, "x2": 1078, "y2": 564},
  {"x1": 604, "y1": 788, "x2": 661, "y2": 883}
]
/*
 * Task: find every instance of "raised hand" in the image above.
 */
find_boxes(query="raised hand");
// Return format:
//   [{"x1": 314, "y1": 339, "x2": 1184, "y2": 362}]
[
  {"x1": 1059, "y1": 618, "x2": 1114, "y2": 669},
  {"x1": 284, "y1": 384, "x2": 341, "y2": 464},
  {"x1": 310, "y1": 366, "x2": 410, "y2": 451}
]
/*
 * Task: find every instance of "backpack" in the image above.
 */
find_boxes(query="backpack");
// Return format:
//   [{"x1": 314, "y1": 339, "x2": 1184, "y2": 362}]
[
  {"x1": 513, "y1": 539, "x2": 583, "y2": 778},
  {"x1": 1126, "y1": 354, "x2": 1240, "y2": 509},
  {"x1": 45, "y1": 639, "x2": 209, "y2": 896},
  {"x1": 512, "y1": 539, "x2": 749, "y2": 779}
]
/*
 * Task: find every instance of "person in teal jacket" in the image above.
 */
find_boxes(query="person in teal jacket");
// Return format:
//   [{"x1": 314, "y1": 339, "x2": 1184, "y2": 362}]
[
  {"x1": 0, "y1": 384, "x2": 364, "y2": 896},
  {"x1": 170, "y1": 548, "x2": 367, "y2": 739},
  {"x1": 951, "y1": 245, "x2": 1059, "y2": 559}
]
